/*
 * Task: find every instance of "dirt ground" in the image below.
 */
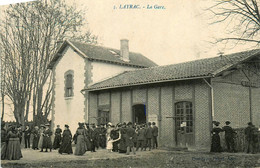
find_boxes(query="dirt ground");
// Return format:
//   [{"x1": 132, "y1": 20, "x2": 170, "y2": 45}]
[{"x1": 1, "y1": 148, "x2": 260, "y2": 168}]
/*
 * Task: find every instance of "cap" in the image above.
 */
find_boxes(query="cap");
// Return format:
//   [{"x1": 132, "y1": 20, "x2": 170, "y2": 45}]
[{"x1": 225, "y1": 121, "x2": 231, "y2": 125}]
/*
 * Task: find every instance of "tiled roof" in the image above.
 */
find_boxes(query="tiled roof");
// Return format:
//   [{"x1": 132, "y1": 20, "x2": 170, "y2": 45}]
[
  {"x1": 85, "y1": 49, "x2": 260, "y2": 91},
  {"x1": 48, "y1": 40, "x2": 157, "y2": 69}
]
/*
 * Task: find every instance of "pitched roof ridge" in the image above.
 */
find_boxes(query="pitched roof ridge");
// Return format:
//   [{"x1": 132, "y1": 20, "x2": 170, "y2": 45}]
[
  {"x1": 67, "y1": 40, "x2": 144, "y2": 55},
  {"x1": 141, "y1": 48, "x2": 260, "y2": 70}
]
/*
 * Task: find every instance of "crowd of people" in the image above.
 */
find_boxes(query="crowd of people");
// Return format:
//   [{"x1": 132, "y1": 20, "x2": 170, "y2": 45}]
[
  {"x1": 1, "y1": 121, "x2": 159, "y2": 160},
  {"x1": 210, "y1": 121, "x2": 259, "y2": 154}
]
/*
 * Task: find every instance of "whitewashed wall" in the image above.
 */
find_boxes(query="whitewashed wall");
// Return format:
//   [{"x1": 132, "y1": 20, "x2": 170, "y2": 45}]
[
  {"x1": 52, "y1": 46, "x2": 85, "y2": 134},
  {"x1": 91, "y1": 61, "x2": 137, "y2": 84}
]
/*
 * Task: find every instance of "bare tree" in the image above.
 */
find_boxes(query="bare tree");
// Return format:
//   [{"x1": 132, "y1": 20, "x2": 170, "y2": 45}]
[
  {"x1": 208, "y1": 0, "x2": 260, "y2": 46},
  {"x1": 0, "y1": 0, "x2": 98, "y2": 126}
]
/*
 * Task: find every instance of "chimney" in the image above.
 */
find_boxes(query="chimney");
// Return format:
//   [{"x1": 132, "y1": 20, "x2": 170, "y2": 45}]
[{"x1": 120, "y1": 39, "x2": 129, "y2": 62}]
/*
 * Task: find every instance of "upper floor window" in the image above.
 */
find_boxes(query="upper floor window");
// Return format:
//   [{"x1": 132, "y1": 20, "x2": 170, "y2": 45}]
[{"x1": 64, "y1": 70, "x2": 74, "y2": 97}]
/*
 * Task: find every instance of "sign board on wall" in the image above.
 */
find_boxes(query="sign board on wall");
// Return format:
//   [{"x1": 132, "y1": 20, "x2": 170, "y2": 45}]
[{"x1": 148, "y1": 114, "x2": 158, "y2": 126}]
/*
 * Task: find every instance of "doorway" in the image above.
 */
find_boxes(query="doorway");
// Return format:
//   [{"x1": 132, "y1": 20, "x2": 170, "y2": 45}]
[
  {"x1": 132, "y1": 104, "x2": 146, "y2": 124},
  {"x1": 175, "y1": 101, "x2": 194, "y2": 147}
]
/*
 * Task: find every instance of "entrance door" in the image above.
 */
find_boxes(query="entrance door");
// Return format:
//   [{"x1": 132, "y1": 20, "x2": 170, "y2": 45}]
[
  {"x1": 98, "y1": 109, "x2": 110, "y2": 125},
  {"x1": 175, "y1": 101, "x2": 194, "y2": 147},
  {"x1": 132, "y1": 104, "x2": 146, "y2": 124}
]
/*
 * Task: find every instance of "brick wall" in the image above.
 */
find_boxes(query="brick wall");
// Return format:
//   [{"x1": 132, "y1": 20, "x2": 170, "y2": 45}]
[
  {"x1": 175, "y1": 83, "x2": 192, "y2": 100},
  {"x1": 251, "y1": 88, "x2": 260, "y2": 127},
  {"x1": 111, "y1": 91, "x2": 121, "y2": 124},
  {"x1": 194, "y1": 81, "x2": 211, "y2": 149},
  {"x1": 147, "y1": 87, "x2": 159, "y2": 116},
  {"x1": 98, "y1": 92, "x2": 110, "y2": 105},
  {"x1": 121, "y1": 90, "x2": 131, "y2": 123},
  {"x1": 132, "y1": 88, "x2": 146, "y2": 104},
  {"x1": 88, "y1": 92, "x2": 98, "y2": 124},
  {"x1": 160, "y1": 85, "x2": 175, "y2": 147},
  {"x1": 213, "y1": 82, "x2": 250, "y2": 128}
]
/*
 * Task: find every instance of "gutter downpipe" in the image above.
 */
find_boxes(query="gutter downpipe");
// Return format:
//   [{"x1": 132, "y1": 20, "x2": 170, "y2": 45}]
[{"x1": 203, "y1": 78, "x2": 214, "y2": 130}]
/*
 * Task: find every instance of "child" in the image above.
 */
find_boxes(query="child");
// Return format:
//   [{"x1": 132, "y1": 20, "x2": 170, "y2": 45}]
[{"x1": 107, "y1": 132, "x2": 121, "y2": 152}]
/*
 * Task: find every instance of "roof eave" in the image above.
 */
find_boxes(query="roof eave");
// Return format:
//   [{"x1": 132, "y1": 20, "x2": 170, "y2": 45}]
[{"x1": 82, "y1": 75, "x2": 213, "y2": 92}]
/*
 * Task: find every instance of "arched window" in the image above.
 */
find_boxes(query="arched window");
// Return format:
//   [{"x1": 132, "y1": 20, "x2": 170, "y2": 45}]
[{"x1": 64, "y1": 70, "x2": 74, "y2": 97}]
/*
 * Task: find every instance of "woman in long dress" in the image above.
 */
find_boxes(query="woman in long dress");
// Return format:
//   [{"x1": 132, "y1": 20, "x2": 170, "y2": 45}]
[
  {"x1": 5, "y1": 125, "x2": 23, "y2": 160},
  {"x1": 38, "y1": 125, "x2": 45, "y2": 149},
  {"x1": 74, "y1": 123, "x2": 87, "y2": 156},
  {"x1": 59, "y1": 125, "x2": 73, "y2": 154},
  {"x1": 41, "y1": 123, "x2": 52, "y2": 152},
  {"x1": 118, "y1": 123, "x2": 127, "y2": 153},
  {"x1": 85, "y1": 124, "x2": 92, "y2": 151},
  {"x1": 210, "y1": 121, "x2": 223, "y2": 152}
]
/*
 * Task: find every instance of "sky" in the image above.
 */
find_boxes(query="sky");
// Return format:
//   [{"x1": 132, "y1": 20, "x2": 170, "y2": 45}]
[
  {"x1": 64, "y1": 0, "x2": 256, "y2": 65},
  {"x1": 0, "y1": 0, "x2": 257, "y2": 121}
]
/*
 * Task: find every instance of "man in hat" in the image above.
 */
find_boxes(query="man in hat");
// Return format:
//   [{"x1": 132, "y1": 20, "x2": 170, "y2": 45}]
[
  {"x1": 245, "y1": 122, "x2": 254, "y2": 153},
  {"x1": 100, "y1": 124, "x2": 107, "y2": 148},
  {"x1": 88, "y1": 124, "x2": 96, "y2": 152},
  {"x1": 24, "y1": 125, "x2": 31, "y2": 148},
  {"x1": 152, "y1": 122, "x2": 158, "y2": 149},
  {"x1": 125, "y1": 122, "x2": 136, "y2": 155},
  {"x1": 41, "y1": 123, "x2": 52, "y2": 152},
  {"x1": 32, "y1": 126, "x2": 40, "y2": 150},
  {"x1": 144, "y1": 122, "x2": 153, "y2": 151},
  {"x1": 94, "y1": 124, "x2": 101, "y2": 150},
  {"x1": 222, "y1": 121, "x2": 236, "y2": 152}
]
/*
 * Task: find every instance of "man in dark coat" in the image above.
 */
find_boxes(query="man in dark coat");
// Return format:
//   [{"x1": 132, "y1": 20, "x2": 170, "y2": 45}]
[
  {"x1": 145, "y1": 122, "x2": 153, "y2": 151},
  {"x1": 251, "y1": 125, "x2": 259, "y2": 154},
  {"x1": 53, "y1": 125, "x2": 62, "y2": 150},
  {"x1": 111, "y1": 124, "x2": 120, "y2": 152},
  {"x1": 245, "y1": 122, "x2": 254, "y2": 153},
  {"x1": 1, "y1": 122, "x2": 7, "y2": 159},
  {"x1": 136, "y1": 125, "x2": 146, "y2": 151},
  {"x1": 152, "y1": 122, "x2": 158, "y2": 149},
  {"x1": 89, "y1": 124, "x2": 97, "y2": 152},
  {"x1": 24, "y1": 125, "x2": 31, "y2": 148},
  {"x1": 94, "y1": 125, "x2": 100, "y2": 149},
  {"x1": 222, "y1": 121, "x2": 236, "y2": 152},
  {"x1": 32, "y1": 126, "x2": 40, "y2": 150},
  {"x1": 100, "y1": 124, "x2": 107, "y2": 148},
  {"x1": 41, "y1": 123, "x2": 52, "y2": 152},
  {"x1": 126, "y1": 122, "x2": 136, "y2": 155}
]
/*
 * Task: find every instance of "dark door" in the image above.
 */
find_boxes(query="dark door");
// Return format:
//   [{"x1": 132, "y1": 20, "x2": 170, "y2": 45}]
[
  {"x1": 175, "y1": 101, "x2": 194, "y2": 147},
  {"x1": 132, "y1": 104, "x2": 146, "y2": 124},
  {"x1": 98, "y1": 109, "x2": 110, "y2": 125}
]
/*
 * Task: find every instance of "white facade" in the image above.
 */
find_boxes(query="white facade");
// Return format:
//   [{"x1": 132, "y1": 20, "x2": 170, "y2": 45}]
[
  {"x1": 91, "y1": 61, "x2": 136, "y2": 84},
  {"x1": 52, "y1": 46, "x2": 86, "y2": 134},
  {"x1": 52, "y1": 47, "x2": 139, "y2": 133}
]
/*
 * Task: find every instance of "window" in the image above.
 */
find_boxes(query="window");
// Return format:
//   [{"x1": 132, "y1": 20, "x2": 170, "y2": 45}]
[
  {"x1": 98, "y1": 110, "x2": 110, "y2": 125},
  {"x1": 175, "y1": 101, "x2": 193, "y2": 133},
  {"x1": 64, "y1": 70, "x2": 74, "y2": 97}
]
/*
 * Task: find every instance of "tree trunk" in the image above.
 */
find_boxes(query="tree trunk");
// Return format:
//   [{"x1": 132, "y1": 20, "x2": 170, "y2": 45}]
[{"x1": 1, "y1": 94, "x2": 4, "y2": 120}]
